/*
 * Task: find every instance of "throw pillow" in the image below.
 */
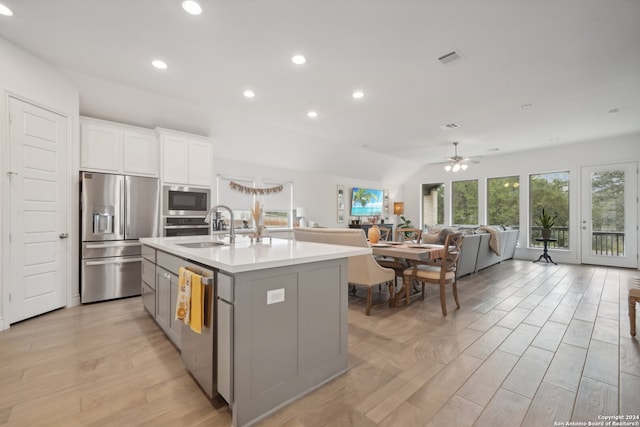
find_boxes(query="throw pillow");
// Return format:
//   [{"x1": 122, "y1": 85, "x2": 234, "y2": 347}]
[
  {"x1": 422, "y1": 233, "x2": 440, "y2": 244},
  {"x1": 439, "y1": 228, "x2": 454, "y2": 244}
]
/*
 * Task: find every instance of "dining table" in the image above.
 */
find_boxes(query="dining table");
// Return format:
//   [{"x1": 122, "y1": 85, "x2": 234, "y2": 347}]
[
  {"x1": 370, "y1": 242, "x2": 445, "y2": 261},
  {"x1": 370, "y1": 242, "x2": 446, "y2": 305}
]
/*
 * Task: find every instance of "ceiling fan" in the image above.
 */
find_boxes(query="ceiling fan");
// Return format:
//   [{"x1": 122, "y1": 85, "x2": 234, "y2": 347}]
[{"x1": 441, "y1": 142, "x2": 479, "y2": 172}]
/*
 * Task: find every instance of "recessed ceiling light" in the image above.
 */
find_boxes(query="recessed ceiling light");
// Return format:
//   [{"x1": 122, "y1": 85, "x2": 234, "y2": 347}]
[
  {"x1": 243, "y1": 90, "x2": 255, "y2": 98},
  {"x1": 182, "y1": 1, "x2": 202, "y2": 15},
  {"x1": 292, "y1": 55, "x2": 306, "y2": 65},
  {"x1": 152, "y1": 60, "x2": 168, "y2": 70},
  {"x1": 352, "y1": 90, "x2": 364, "y2": 99},
  {"x1": 0, "y1": 3, "x2": 13, "y2": 16},
  {"x1": 520, "y1": 103, "x2": 533, "y2": 109},
  {"x1": 307, "y1": 111, "x2": 317, "y2": 118}
]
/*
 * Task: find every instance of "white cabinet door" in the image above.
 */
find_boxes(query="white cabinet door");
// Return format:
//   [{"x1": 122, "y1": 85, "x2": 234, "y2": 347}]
[
  {"x1": 80, "y1": 121, "x2": 121, "y2": 172},
  {"x1": 81, "y1": 117, "x2": 159, "y2": 177},
  {"x1": 123, "y1": 130, "x2": 159, "y2": 176},
  {"x1": 188, "y1": 140, "x2": 213, "y2": 186},
  {"x1": 162, "y1": 135, "x2": 190, "y2": 184},
  {"x1": 160, "y1": 130, "x2": 213, "y2": 186}
]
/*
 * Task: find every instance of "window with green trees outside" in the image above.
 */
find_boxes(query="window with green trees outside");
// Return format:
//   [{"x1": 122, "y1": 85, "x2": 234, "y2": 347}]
[
  {"x1": 487, "y1": 176, "x2": 520, "y2": 228},
  {"x1": 452, "y1": 180, "x2": 478, "y2": 224},
  {"x1": 529, "y1": 172, "x2": 570, "y2": 248}
]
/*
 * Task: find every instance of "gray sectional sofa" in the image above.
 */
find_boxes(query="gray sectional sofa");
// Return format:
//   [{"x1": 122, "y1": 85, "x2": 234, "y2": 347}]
[{"x1": 422, "y1": 226, "x2": 519, "y2": 277}]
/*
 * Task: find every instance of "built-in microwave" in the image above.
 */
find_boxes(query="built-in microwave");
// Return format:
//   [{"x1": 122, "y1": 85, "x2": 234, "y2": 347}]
[{"x1": 163, "y1": 185, "x2": 210, "y2": 216}]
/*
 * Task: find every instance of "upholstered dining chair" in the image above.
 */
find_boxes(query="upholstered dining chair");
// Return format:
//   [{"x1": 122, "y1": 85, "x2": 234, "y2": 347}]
[
  {"x1": 294, "y1": 228, "x2": 395, "y2": 315},
  {"x1": 396, "y1": 227, "x2": 422, "y2": 244},
  {"x1": 402, "y1": 232, "x2": 464, "y2": 315}
]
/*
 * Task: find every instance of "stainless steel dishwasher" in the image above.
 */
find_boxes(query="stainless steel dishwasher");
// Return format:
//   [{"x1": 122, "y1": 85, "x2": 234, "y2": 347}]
[{"x1": 179, "y1": 263, "x2": 217, "y2": 399}]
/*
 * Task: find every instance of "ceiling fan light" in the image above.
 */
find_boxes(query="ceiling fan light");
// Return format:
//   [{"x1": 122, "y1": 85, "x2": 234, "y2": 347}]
[
  {"x1": 452, "y1": 163, "x2": 461, "y2": 172},
  {"x1": 444, "y1": 164, "x2": 452, "y2": 172},
  {"x1": 461, "y1": 164, "x2": 468, "y2": 171}
]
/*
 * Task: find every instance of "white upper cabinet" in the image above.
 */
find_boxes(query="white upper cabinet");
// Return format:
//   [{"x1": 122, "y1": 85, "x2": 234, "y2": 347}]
[
  {"x1": 80, "y1": 117, "x2": 159, "y2": 177},
  {"x1": 157, "y1": 128, "x2": 213, "y2": 187}
]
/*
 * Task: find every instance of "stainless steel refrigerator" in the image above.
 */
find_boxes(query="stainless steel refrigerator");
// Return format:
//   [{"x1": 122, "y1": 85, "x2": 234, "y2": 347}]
[{"x1": 80, "y1": 172, "x2": 160, "y2": 303}]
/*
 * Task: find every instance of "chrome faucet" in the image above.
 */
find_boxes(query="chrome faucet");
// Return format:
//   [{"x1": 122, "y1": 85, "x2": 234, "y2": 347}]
[{"x1": 204, "y1": 205, "x2": 235, "y2": 243}]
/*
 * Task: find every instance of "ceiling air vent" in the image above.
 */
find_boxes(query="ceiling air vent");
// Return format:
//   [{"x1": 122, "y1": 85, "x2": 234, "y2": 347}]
[
  {"x1": 438, "y1": 51, "x2": 461, "y2": 64},
  {"x1": 439, "y1": 123, "x2": 460, "y2": 130}
]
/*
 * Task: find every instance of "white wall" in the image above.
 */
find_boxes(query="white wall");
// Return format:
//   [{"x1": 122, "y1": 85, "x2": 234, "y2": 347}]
[
  {"x1": 0, "y1": 37, "x2": 80, "y2": 330},
  {"x1": 400, "y1": 133, "x2": 640, "y2": 265},
  {"x1": 214, "y1": 157, "x2": 403, "y2": 228}
]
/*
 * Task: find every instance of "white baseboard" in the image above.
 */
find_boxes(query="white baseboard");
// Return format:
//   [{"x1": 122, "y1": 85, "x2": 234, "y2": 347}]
[
  {"x1": 70, "y1": 294, "x2": 80, "y2": 307},
  {"x1": 0, "y1": 316, "x2": 6, "y2": 331}
]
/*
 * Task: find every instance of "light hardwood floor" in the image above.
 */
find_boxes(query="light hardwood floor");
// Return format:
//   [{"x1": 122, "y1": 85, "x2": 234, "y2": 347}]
[{"x1": 1, "y1": 260, "x2": 639, "y2": 426}]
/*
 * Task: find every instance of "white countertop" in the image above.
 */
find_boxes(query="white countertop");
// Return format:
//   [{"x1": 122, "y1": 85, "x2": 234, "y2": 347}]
[{"x1": 140, "y1": 235, "x2": 371, "y2": 273}]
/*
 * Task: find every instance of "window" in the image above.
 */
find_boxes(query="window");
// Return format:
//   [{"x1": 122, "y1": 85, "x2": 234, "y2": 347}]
[
  {"x1": 262, "y1": 180, "x2": 293, "y2": 228},
  {"x1": 217, "y1": 176, "x2": 254, "y2": 229},
  {"x1": 422, "y1": 183, "x2": 445, "y2": 227},
  {"x1": 487, "y1": 176, "x2": 520, "y2": 227},
  {"x1": 529, "y1": 171, "x2": 570, "y2": 248},
  {"x1": 452, "y1": 180, "x2": 478, "y2": 224}
]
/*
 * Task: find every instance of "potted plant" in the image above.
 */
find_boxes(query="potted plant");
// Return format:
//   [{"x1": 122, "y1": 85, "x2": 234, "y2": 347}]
[
  {"x1": 397, "y1": 215, "x2": 415, "y2": 240},
  {"x1": 537, "y1": 208, "x2": 557, "y2": 239},
  {"x1": 398, "y1": 215, "x2": 413, "y2": 229}
]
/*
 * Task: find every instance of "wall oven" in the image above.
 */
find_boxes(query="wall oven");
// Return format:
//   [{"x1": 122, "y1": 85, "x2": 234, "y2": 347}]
[
  {"x1": 164, "y1": 217, "x2": 210, "y2": 237},
  {"x1": 163, "y1": 185, "x2": 210, "y2": 217},
  {"x1": 163, "y1": 186, "x2": 211, "y2": 237}
]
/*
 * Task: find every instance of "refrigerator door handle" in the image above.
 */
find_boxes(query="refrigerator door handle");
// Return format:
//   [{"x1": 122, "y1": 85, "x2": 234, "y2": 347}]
[
  {"x1": 85, "y1": 241, "x2": 141, "y2": 249},
  {"x1": 85, "y1": 257, "x2": 143, "y2": 266},
  {"x1": 119, "y1": 176, "x2": 126, "y2": 237}
]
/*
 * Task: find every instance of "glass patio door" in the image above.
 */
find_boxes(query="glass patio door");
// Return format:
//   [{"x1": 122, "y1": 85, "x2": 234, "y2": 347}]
[{"x1": 580, "y1": 162, "x2": 637, "y2": 268}]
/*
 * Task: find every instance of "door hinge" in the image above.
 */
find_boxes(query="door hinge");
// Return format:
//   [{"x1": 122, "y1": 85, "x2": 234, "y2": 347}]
[
  {"x1": 8, "y1": 233, "x2": 11, "y2": 243},
  {"x1": 8, "y1": 293, "x2": 11, "y2": 302}
]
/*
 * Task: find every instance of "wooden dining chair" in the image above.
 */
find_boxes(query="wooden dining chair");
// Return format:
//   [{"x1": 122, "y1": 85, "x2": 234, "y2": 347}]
[
  {"x1": 402, "y1": 233, "x2": 464, "y2": 315},
  {"x1": 397, "y1": 227, "x2": 422, "y2": 244},
  {"x1": 378, "y1": 227, "x2": 392, "y2": 241}
]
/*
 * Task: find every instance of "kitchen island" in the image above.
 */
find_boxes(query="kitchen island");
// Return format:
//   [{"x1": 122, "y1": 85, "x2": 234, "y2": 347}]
[{"x1": 140, "y1": 234, "x2": 370, "y2": 427}]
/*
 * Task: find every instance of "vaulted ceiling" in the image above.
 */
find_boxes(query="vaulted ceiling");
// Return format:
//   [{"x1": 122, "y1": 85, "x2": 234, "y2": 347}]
[{"x1": 1, "y1": 0, "x2": 639, "y2": 174}]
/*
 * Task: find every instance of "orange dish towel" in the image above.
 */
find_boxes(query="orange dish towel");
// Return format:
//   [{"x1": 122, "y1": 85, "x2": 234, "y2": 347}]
[
  {"x1": 175, "y1": 267, "x2": 192, "y2": 324},
  {"x1": 189, "y1": 273, "x2": 204, "y2": 334}
]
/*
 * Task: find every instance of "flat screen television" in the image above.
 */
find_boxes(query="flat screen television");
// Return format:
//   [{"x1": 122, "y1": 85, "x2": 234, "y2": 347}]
[{"x1": 350, "y1": 187, "x2": 384, "y2": 216}]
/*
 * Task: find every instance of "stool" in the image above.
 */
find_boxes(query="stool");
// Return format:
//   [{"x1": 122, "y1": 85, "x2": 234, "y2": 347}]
[{"x1": 630, "y1": 278, "x2": 640, "y2": 336}]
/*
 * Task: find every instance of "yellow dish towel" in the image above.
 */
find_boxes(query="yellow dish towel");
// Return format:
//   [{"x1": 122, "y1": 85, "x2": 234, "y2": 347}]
[
  {"x1": 175, "y1": 267, "x2": 192, "y2": 323},
  {"x1": 190, "y1": 273, "x2": 204, "y2": 334}
]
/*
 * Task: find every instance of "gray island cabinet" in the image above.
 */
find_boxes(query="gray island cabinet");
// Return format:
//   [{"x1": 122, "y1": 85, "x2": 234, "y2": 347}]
[{"x1": 140, "y1": 235, "x2": 370, "y2": 427}]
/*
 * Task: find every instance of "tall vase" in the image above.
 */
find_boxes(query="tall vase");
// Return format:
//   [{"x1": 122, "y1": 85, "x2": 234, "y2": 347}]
[
  {"x1": 368, "y1": 225, "x2": 381, "y2": 244},
  {"x1": 252, "y1": 201, "x2": 264, "y2": 241}
]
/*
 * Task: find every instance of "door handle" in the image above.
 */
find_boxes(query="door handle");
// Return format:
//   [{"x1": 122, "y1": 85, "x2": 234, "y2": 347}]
[
  {"x1": 59, "y1": 233, "x2": 69, "y2": 239},
  {"x1": 85, "y1": 258, "x2": 143, "y2": 266}
]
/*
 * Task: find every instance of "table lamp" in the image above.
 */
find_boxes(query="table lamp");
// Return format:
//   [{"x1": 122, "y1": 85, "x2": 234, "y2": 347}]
[{"x1": 296, "y1": 207, "x2": 307, "y2": 228}]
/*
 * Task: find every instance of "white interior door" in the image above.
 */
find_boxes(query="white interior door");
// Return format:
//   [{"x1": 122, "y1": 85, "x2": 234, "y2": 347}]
[
  {"x1": 8, "y1": 97, "x2": 68, "y2": 324},
  {"x1": 581, "y1": 162, "x2": 638, "y2": 268}
]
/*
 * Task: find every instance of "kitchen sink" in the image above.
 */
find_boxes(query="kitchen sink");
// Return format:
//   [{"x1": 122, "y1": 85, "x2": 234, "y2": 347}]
[{"x1": 177, "y1": 241, "x2": 225, "y2": 248}]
